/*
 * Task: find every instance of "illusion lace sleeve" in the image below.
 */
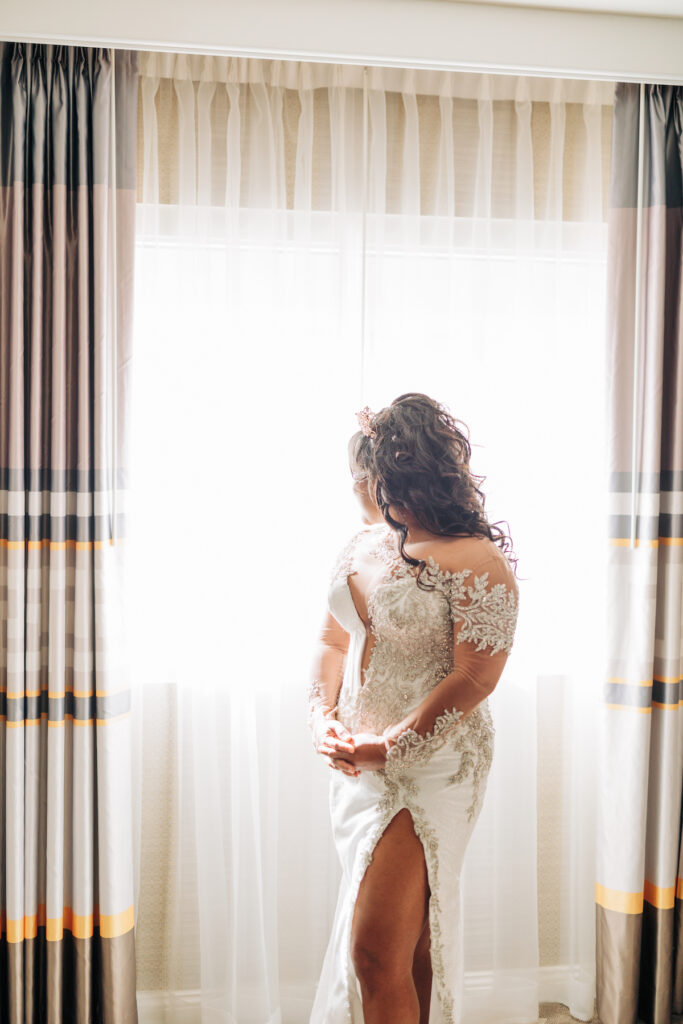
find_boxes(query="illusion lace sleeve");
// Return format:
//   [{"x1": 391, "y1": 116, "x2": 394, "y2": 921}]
[
  {"x1": 307, "y1": 610, "x2": 350, "y2": 750},
  {"x1": 383, "y1": 552, "x2": 519, "y2": 772},
  {"x1": 306, "y1": 532, "x2": 362, "y2": 750}
]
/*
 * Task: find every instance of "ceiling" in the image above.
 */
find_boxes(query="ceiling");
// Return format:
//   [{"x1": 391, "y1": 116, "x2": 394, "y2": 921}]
[{"x1": 458, "y1": 0, "x2": 683, "y2": 15}]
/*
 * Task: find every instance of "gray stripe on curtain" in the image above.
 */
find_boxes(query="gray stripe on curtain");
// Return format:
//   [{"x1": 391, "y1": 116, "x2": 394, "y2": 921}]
[
  {"x1": 598, "y1": 81, "x2": 683, "y2": 1024},
  {"x1": 0, "y1": 691, "x2": 132, "y2": 723},
  {"x1": 0, "y1": 42, "x2": 139, "y2": 1024}
]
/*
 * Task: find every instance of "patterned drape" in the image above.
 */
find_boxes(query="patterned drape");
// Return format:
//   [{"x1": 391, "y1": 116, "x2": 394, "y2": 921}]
[
  {"x1": 598, "y1": 82, "x2": 683, "y2": 1024},
  {"x1": 0, "y1": 44, "x2": 138, "y2": 1023}
]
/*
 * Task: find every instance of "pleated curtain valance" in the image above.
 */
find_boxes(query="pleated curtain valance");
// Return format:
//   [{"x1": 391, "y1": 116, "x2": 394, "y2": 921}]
[
  {"x1": 136, "y1": 50, "x2": 615, "y2": 221},
  {"x1": 138, "y1": 50, "x2": 617, "y2": 102}
]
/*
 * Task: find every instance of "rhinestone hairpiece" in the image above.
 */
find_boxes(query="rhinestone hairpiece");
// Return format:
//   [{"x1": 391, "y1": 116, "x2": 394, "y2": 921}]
[{"x1": 356, "y1": 406, "x2": 377, "y2": 438}]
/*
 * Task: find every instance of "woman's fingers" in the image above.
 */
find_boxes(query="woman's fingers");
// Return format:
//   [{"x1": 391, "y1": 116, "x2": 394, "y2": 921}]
[
  {"x1": 321, "y1": 734, "x2": 354, "y2": 754},
  {"x1": 330, "y1": 731, "x2": 354, "y2": 751},
  {"x1": 330, "y1": 723, "x2": 354, "y2": 744},
  {"x1": 326, "y1": 756, "x2": 360, "y2": 776},
  {"x1": 320, "y1": 742, "x2": 354, "y2": 759}
]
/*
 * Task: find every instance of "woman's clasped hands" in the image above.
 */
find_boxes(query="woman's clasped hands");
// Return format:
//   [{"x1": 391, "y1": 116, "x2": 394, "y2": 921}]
[{"x1": 316, "y1": 719, "x2": 394, "y2": 776}]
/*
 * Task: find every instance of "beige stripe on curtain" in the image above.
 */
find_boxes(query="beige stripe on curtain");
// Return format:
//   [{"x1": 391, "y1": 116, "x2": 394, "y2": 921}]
[
  {"x1": 598, "y1": 82, "x2": 683, "y2": 1024},
  {"x1": 0, "y1": 43, "x2": 139, "y2": 1023}
]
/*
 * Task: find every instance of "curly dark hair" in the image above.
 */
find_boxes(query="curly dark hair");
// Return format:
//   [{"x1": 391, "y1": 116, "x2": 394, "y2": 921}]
[{"x1": 348, "y1": 392, "x2": 519, "y2": 590}]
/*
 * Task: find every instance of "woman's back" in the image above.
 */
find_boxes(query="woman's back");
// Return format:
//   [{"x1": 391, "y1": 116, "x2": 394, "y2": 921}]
[{"x1": 329, "y1": 522, "x2": 518, "y2": 739}]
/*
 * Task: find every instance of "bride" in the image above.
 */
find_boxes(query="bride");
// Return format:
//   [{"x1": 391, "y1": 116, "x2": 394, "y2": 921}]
[{"x1": 307, "y1": 393, "x2": 520, "y2": 1024}]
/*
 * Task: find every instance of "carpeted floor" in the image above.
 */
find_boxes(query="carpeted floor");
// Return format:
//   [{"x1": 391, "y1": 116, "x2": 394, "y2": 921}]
[
  {"x1": 538, "y1": 1005, "x2": 683, "y2": 1024},
  {"x1": 538, "y1": 1003, "x2": 598, "y2": 1023}
]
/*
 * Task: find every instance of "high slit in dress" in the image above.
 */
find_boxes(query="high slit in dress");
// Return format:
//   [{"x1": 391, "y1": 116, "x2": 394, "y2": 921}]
[{"x1": 308, "y1": 521, "x2": 520, "y2": 1024}]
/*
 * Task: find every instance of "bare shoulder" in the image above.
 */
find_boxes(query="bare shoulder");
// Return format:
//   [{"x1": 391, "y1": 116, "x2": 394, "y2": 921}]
[{"x1": 414, "y1": 533, "x2": 518, "y2": 592}]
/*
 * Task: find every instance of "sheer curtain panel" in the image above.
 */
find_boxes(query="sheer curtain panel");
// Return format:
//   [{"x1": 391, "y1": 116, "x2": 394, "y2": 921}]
[{"x1": 128, "y1": 55, "x2": 614, "y2": 1024}]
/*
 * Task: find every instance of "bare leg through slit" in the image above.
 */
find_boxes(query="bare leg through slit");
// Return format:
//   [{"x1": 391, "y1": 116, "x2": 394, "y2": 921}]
[{"x1": 350, "y1": 808, "x2": 432, "y2": 1024}]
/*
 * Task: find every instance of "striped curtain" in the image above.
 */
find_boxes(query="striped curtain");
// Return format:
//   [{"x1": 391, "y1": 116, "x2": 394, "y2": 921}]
[
  {"x1": 598, "y1": 83, "x2": 683, "y2": 1024},
  {"x1": 0, "y1": 44, "x2": 138, "y2": 1022}
]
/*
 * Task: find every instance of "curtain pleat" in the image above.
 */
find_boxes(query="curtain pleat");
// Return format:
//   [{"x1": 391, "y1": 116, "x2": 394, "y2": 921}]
[
  {"x1": 598, "y1": 81, "x2": 683, "y2": 1024},
  {"x1": 0, "y1": 42, "x2": 139, "y2": 1024}
]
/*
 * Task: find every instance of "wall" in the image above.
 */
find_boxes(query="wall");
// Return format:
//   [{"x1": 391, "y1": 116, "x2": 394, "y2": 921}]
[{"x1": 2, "y1": 0, "x2": 683, "y2": 84}]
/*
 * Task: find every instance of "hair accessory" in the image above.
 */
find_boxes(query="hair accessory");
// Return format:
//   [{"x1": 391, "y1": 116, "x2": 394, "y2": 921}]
[{"x1": 356, "y1": 406, "x2": 377, "y2": 438}]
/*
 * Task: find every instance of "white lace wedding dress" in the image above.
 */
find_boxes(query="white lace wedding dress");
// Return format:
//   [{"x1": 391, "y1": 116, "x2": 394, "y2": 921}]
[{"x1": 308, "y1": 521, "x2": 520, "y2": 1024}]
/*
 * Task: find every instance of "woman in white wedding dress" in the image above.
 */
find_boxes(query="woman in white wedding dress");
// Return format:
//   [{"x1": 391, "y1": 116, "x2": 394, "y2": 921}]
[{"x1": 307, "y1": 393, "x2": 520, "y2": 1024}]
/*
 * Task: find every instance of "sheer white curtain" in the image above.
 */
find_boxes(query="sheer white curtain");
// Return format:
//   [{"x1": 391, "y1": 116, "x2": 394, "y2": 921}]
[{"x1": 128, "y1": 54, "x2": 614, "y2": 1024}]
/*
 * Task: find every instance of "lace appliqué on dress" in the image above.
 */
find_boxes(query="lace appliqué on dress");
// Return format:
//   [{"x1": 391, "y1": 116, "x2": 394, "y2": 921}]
[
  {"x1": 372, "y1": 534, "x2": 513, "y2": 813},
  {"x1": 329, "y1": 526, "x2": 369, "y2": 586},
  {"x1": 384, "y1": 705, "x2": 465, "y2": 773},
  {"x1": 336, "y1": 529, "x2": 455, "y2": 733},
  {"x1": 307, "y1": 677, "x2": 339, "y2": 750},
  {"x1": 445, "y1": 702, "x2": 495, "y2": 821},
  {"x1": 316, "y1": 526, "x2": 372, "y2": 739},
  {"x1": 382, "y1": 700, "x2": 493, "y2": 821},
  {"x1": 368, "y1": 531, "x2": 519, "y2": 657},
  {"x1": 446, "y1": 569, "x2": 518, "y2": 655}
]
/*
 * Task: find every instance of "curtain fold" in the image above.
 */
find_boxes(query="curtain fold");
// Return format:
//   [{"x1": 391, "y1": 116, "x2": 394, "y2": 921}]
[
  {"x1": 0, "y1": 42, "x2": 139, "y2": 1024},
  {"x1": 598, "y1": 82, "x2": 683, "y2": 1024},
  {"x1": 129, "y1": 54, "x2": 614, "y2": 1024}
]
